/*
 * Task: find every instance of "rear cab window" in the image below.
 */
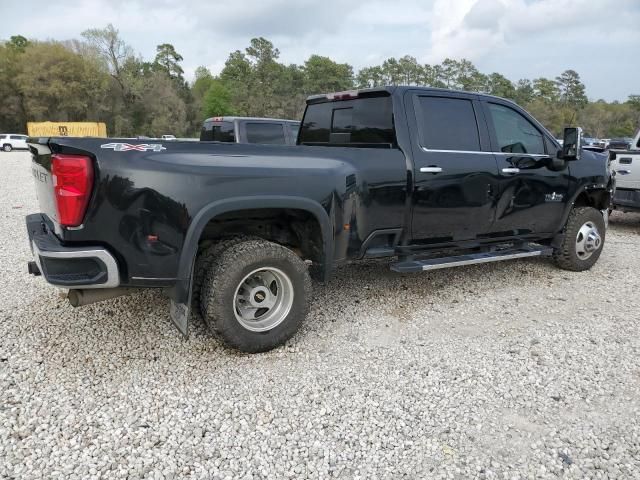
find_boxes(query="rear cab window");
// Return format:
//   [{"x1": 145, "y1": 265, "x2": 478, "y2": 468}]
[
  {"x1": 299, "y1": 93, "x2": 396, "y2": 148},
  {"x1": 244, "y1": 122, "x2": 287, "y2": 145},
  {"x1": 200, "y1": 120, "x2": 235, "y2": 142}
]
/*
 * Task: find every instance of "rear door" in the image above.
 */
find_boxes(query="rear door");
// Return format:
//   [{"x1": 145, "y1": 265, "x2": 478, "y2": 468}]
[
  {"x1": 482, "y1": 101, "x2": 568, "y2": 235},
  {"x1": 406, "y1": 91, "x2": 499, "y2": 241}
]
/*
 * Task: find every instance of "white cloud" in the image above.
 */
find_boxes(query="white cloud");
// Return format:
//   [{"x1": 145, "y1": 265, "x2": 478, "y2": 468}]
[{"x1": 1, "y1": 0, "x2": 639, "y2": 100}]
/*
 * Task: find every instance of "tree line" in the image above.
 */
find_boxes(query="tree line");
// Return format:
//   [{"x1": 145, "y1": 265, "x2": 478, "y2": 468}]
[{"x1": 1, "y1": 26, "x2": 639, "y2": 138}]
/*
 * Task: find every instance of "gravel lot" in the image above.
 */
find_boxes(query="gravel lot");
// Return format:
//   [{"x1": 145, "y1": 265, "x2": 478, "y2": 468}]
[{"x1": 1, "y1": 150, "x2": 639, "y2": 479}]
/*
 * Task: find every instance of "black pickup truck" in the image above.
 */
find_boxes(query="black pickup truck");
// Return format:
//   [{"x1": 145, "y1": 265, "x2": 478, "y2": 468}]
[{"x1": 26, "y1": 86, "x2": 613, "y2": 352}]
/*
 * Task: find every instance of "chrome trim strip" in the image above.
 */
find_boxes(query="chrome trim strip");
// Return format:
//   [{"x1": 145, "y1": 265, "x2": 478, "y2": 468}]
[
  {"x1": 32, "y1": 241, "x2": 120, "y2": 289},
  {"x1": 419, "y1": 146, "x2": 549, "y2": 157},
  {"x1": 419, "y1": 250, "x2": 549, "y2": 272},
  {"x1": 131, "y1": 277, "x2": 177, "y2": 281},
  {"x1": 420, "y1": 147, "x2": 494, "y2": 155},
  {"x1": 420, "y1": 167, "x2": 443, "y2": 173}
]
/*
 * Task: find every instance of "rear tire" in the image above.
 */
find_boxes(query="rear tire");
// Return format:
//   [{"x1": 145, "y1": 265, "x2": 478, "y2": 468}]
[
  {"x1": 192, "y1": 236, "x2": 254, "y2": 321},
  {"x1": 200, "y1": 239, "x2": 311, "y2": 353},
  {"x1": 2, "y1": 144, "x2": 12, "y2": 152},
  {"x1": 553, "y1": 206, "x2": 605, "y2": 271}
]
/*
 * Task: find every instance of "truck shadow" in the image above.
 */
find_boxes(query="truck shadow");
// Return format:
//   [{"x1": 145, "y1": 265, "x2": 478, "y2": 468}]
[{"x1": 17, "y1": 245, "x2": 598, "y2": 365}]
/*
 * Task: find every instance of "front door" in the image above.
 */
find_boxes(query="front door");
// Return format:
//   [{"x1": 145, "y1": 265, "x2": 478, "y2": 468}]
[
  {"x1": 482, "y1": 101, "x2": 569, "y2": 236},
  {"x1": 406, "y1": 91, "x2": 499, "y2": 241}
]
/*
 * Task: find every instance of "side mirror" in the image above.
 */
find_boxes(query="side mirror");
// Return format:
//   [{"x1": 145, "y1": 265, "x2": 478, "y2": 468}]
[{"x1": 560, "y1": 127, "x2": 582, "y2": 161}]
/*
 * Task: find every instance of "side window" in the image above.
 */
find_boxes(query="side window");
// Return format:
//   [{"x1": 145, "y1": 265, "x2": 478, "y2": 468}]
[
  {"x1": 245, "y1": 123, "x2": 286, "y2": 145},
  {"x1": 487, "y1": 103, "x2": 545, "y2": 154},
  {"x1": 417, "y1": 96, "x2": 481, "y2": 151},
  {"x1": 201, "y1": 121, "x2": 235, "y2": 142}
]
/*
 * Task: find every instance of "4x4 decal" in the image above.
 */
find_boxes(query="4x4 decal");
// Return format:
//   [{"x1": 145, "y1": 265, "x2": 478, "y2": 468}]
[{"x1": 101, "y1": 143, "x2": 166, "y2": 152}]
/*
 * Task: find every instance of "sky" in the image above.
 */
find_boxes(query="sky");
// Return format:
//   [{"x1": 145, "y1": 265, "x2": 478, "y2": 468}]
[{"x1": 3, "y1": 0, "x2": 639, "y2": 101}]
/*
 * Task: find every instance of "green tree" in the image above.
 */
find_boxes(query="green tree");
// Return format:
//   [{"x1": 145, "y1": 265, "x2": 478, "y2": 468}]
[
  {"x1": 381, "y1": 58, "x2": 402, "y2": 85},
  {"x1": 533, "y1": 77, "x2": 560, "y2": 102},
  {"x1": 192, "y1": 66, "x2": 214, "y2": 98},
  {"x1": 514, "y1": 79, "x2": 534, "y2": 105},
  {"x1": 302, "y1": 55, "x2": 353, "y2": 94},
  {"x1": 202, "y1": 79, "x2": 235, "y2": 117},
  {"x1": 8, "y1": 35, "x2": 29, "y2": 51},
  {"x1": 556, "y1": 69, "x2": 587, "y2": 108},
  {"x1": 486, "y1": 73, "x2": 515, "y2": 99},
  {"x1": 355, "y1": 66, "x2": 384, "y2": 88},
  {"x1": 16, "y1": 41, "x2": 109, "y2": 122},
  {"x1": 397, "y1": 55, "x2": 421, "y2": 85},
  {"x1": 153, "y1": 43, "x2": 184, "y2": 79}
]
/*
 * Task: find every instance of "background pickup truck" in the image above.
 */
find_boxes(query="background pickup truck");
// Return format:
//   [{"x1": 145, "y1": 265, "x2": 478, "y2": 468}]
[
  {"x1": 610, "y1": 129, "x2": 640, "y2": 212},
  {"x1": 26, "y1": 86, "x2": 613, "y2": 352},
  {"x1": 200, "y1": 116, "x2": 300, "y2": 145}
]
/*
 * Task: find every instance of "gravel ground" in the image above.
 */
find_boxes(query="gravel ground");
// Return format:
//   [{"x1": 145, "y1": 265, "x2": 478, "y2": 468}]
[{"x1": 1, "y1": 150, "x2": 639, "y2": 479}]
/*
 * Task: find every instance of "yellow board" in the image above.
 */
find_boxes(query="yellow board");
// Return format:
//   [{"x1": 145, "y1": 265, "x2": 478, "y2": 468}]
[{"x1": 26, "y1": 122, "x2": 107, "y2": 138}]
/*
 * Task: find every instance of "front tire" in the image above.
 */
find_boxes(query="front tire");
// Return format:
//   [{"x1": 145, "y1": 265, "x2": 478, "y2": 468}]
[
  {"x1": 2, "y1": 144, "x2": 12, "y2": 152},
  {"x1": 200, "y1": 239, "x2": 311, "y2": 353},
  {"x1": 553, "y1": 206, "x2": 605, "y2": 271}
]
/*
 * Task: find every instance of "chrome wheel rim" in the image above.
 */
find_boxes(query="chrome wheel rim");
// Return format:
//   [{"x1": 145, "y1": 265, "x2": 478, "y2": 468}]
[
  {"x1": 576, "y1": 221, "x2": 601, "y2": 260},
  {"x1": 233, "y1": 267, "x2": 294, "y2": 332}
]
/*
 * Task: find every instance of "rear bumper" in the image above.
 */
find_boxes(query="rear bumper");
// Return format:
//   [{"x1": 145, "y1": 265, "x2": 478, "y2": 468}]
[
  {"x1": 613, "y1": 188, "x2": 640, "y2": 212},
  {"x1": 26, "y1": 213, "x2": 120, "y2": 288}
]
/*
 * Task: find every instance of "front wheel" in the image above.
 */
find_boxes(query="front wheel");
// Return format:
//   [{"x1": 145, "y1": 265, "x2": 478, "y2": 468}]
[
  {"x1": 553, "y1": 206, "x2": 605, "y2": 271},
  {"x1": 2, "y1": 144, "x2": 12, "y2": 152},
  {"x1": 200, "y1": 239, "x2": 311, "y2": 353}
]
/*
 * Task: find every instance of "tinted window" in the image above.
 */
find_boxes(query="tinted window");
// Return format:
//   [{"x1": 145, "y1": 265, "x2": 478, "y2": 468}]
[
  {"x1": 299, "y1": 95, "x2": 396, "y2": 147},
  {"x1": 487, "y1": 103, "x2": 545, "y2": 154},
  {"x1": 10, "y1": 135, "x2": 26, "y2": 140},
  {"x1": 245, "y1": 123, "x2": 286, "y2": 145},
  {"x1": 200, "y1": 121, "x2": 235, "y2": 142},
  {"x1": 289, "y1": 124, "x2": 300, "y2": 142},
  {"x1": 417, "y1": 96, "x2": 480, "y2": 151}
]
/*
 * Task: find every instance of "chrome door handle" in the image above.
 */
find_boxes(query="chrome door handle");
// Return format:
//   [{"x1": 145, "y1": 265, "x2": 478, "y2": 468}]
[
  {"x1": 420, "y1": 167, "x2": 443, "y2": 173},
  {"x1": 502, "y1": 168, "x2": 520, "y2": 174},
  {"x1": 616, "y1": 169, "x2": 631, "y2": 175}
]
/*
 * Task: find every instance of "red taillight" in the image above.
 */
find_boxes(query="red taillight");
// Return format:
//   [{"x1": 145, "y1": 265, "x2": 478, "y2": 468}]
[{"x1": 51, "y1": 154, "x2": 94, "y2": 227}]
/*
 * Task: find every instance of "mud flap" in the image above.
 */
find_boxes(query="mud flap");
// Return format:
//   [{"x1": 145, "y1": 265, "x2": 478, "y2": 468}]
[
  {"x1": 170, "y1": 297, "x2": 191, "y2": 337},
  {"x1": 168, "y1": 266, "x2": 194, "y2": 338}
]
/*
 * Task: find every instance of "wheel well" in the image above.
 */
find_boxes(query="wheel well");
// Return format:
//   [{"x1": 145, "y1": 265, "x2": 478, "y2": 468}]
[
  {"x1": 573, "y1": 190, "x2": 610, "y2": 210},
  {"x1": 196, "y1": 208, "x2": 324, "y2": 264}
]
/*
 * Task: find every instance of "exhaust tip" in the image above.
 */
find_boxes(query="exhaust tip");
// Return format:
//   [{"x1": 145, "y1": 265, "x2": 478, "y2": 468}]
[{"x1": 27, "y1": 261, "x2": 41, "y2": 276}]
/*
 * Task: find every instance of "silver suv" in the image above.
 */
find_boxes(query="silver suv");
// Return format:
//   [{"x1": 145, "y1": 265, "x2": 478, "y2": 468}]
[{"x1": 0, "y1": 134, "x2": 28, "y2": 152}]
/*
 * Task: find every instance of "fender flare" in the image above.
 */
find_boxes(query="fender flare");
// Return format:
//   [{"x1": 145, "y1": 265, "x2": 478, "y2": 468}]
[
  {"x1": 551, "y1": 183, "x2": 612, "y2": 249},
  {"x1": 167, "y1": 195, "x2": 334, "y2": 335}
]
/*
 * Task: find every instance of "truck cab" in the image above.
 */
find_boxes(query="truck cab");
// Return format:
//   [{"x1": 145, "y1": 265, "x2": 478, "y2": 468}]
[{"x1": 200, "y1": 116, "x2": 300, "y2": 145}]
